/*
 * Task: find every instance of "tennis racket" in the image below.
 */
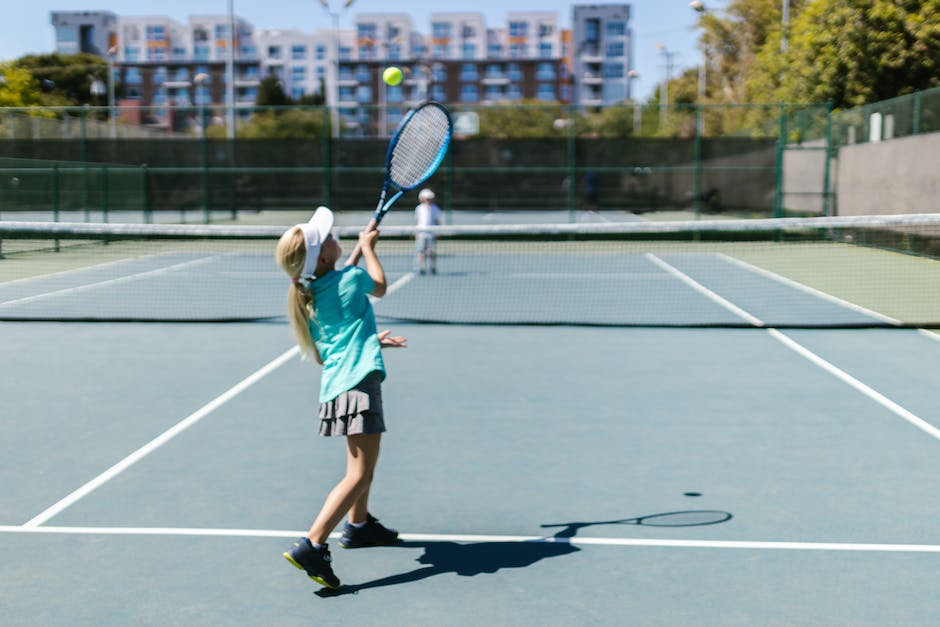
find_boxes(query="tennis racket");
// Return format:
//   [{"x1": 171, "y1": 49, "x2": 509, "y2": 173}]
[
  {"x1": 347, "y1": 102, "x2": 452, "y2": 264},
  {"x1": 368, "y1": 101, "x2": 452, "y2": 229}
]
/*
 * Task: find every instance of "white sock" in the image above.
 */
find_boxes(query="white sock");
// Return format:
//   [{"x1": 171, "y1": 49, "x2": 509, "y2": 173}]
[{"x1": 349, "y1": 519, "x2": 368, "y2": 528}]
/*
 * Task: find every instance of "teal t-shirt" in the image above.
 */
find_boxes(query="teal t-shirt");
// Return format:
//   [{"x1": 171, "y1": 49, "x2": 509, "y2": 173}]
[{"x1": 309, "y1": 266, "x2": 386, "y2": 403}]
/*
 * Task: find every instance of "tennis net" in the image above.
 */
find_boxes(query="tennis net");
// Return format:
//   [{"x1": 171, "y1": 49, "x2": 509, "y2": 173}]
[{"x1": 1, "y1": 214, "x2": 939, "y2": 327}]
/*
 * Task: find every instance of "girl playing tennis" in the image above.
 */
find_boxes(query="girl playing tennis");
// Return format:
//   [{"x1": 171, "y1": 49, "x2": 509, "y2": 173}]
[{"x1": 275, "y1": 207, "x2": 407, "y2": 589}]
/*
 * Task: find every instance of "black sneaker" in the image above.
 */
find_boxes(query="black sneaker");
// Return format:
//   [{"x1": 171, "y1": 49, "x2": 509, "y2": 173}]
[
  {"x1": 339, "y1": 514, "x2": 400, "y2": 548},
  {"x1": 282, "y1": 538, "x2": 341, "y2": 589}
]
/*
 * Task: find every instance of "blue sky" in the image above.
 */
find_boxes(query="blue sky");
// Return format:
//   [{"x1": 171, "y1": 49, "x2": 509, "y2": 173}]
[{"x1": 1, "y1": 0, "x2": 728, "y2": 100}]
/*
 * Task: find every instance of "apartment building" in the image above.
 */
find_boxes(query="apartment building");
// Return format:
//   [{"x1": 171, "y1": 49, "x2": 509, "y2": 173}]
[
  {"x1": 50, "y1": 10, "x2": 116, "y2": 57},
  {"x1": 49, "y1": 5, "x2": 633, "y2": 132},
  {"x1": 571, "y1": 4, "x2": 632, "y2": 105}
]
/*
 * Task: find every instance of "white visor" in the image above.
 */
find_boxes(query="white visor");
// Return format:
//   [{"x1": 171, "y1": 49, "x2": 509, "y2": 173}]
[{"x1": 297, "y1": 206, "x2": 334, "y2": 280}]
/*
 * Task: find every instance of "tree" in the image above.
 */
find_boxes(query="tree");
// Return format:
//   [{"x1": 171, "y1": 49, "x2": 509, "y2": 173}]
[
  {"x1": 756, "y1": 0, "x2": 940, "y2": 108},
  {"x1": 0, "y1": 63, "x2": 43, "y2": 107},
  {"x1": 477, "y1": 101, "x2": 567, "y2": 138},
  {"x1": 15, "y1": 53, "x2": 108, "y2": 106},
  {"x1": 256, "y1": 75, "x2": 291, "y2": 107}
]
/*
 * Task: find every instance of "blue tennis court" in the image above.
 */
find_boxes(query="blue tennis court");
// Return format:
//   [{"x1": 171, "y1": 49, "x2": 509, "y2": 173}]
[{"x1": 2, "y1": 217, "x2": 940, "y2": 625}]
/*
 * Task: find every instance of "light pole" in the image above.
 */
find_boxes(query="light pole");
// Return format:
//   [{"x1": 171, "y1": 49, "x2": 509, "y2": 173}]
[
  {"x1": 225, "y1": 0, "x2": 236, "y2": 139},
  {"x1": 319, "y1": 0, "x2": 356, "y2": 137},
  {"x1": 627, "y1": 70, "x2": 641, "y2": 134},
  {"x1": 690, "y1": 1, "x2": 707, "y2": 135},
  {"x1": 107, "y1": 45, "x2": 118, "y2": 138},
  {"x1": 781, "y1": 0, "x2": 790, "y2": 53},
  {"x1": 655, "y1": 42, "x2": 676, "y2": 130}
]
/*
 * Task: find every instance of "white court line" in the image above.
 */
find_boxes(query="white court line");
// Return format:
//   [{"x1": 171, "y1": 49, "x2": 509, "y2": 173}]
[
  {"x1": 23, "y1": 347, "x2": 300, "y2": 527},
  {"x1": 716, "y1": 253, "x2": 900, "y2": 324},
  {"x1": 645, "y1": 254, "x2": 765, "y2": 326},
  {"x1": 647, "y1": 254, "x2": 940, "y2": 442},
  {"x1": 918, "y1": 329, "x2": 940, "y2": 343},
  {"x1": 370, "y1": 271, "x2": 415, "y2": 304},
  {"x1": 3, "y1": 525, "x2": 940, "y2": 554},
  {"x1": 0, "y1": 255, "x2": 220, "y2": 308},
  {"x1": 23, "y1": 269, "x2": 414, "y2": 527}
]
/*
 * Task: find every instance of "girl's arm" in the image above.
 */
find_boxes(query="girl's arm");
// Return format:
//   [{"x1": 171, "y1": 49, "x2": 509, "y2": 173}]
[{"x1": 358, "y1": 230, "x2": 387, "y2": 297}]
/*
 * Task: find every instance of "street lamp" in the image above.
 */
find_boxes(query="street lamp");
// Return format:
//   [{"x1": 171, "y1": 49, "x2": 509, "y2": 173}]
[
  {"x1": 690, "y1": 1, "x2": 707, "y2": 135},
  {"x1": 655, "y1": 42, "x2": 676, "y2": 130},
  {"x1": 319, "y1": 0, "x2": 356, "y2": 137},
  {"x1": 781, "y1": 1, "x2": 790, "y2": 52},
  {"x1": 107, "y1": 45, "x2": 118, "y2": 138},
  {"x1": 627, "y1": 70, "x2": 641, "y2": 134}
]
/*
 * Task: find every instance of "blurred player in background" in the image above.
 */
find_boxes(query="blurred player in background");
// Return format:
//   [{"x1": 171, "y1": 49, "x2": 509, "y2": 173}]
[{"x1": 414, "y1": 188, "x2": 441, "y2": 275}]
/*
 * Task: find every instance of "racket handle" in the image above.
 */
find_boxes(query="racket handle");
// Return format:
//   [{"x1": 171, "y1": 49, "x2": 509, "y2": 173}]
[{"x1": 345, "y1": 218, "x2": 381, "y2": 266}]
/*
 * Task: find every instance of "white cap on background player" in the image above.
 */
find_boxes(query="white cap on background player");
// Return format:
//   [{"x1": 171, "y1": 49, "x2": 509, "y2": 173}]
[{"x1": 418, "y1": 188, "x2": 435, "y2": 202}]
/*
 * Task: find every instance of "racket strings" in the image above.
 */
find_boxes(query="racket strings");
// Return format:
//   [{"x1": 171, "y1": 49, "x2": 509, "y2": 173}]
[{"x1": 390, "y1": 106, "x2": 451, "y2": 188}]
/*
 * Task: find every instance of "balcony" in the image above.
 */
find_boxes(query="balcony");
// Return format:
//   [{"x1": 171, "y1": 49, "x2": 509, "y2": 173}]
[
  {"x1": 482, "y1": 75, "x2": 510, "y2": 85},
  {"x1": 580, "y1": 72, "x2": 604, "y2": 85}
]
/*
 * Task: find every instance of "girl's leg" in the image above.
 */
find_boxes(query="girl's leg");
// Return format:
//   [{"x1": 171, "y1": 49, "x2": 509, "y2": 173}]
[{"x1": 307, "y1": 433, "x2": 381, "y2": 544}]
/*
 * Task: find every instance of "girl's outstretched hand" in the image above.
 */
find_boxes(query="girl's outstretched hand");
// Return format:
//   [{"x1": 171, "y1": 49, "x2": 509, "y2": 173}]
[{"x1": 378, "y1": 329, "x2": 407, "y2": 348}]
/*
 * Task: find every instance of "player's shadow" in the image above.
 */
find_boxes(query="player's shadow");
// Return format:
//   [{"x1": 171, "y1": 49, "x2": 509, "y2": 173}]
[{"x1": 316, "y1": 510, "x2": 731, "y2": 598}]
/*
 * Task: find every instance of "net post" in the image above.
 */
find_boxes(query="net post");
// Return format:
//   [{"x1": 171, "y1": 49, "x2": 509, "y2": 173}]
[
  {"x1": 693, "y1": 103, "x2": 703, "y2": 220},
  {"x1": 201, "y1": 108, "x2": 210, "y2": 224},
  {"x1": 52, "y1": 164, "x2": 60, "y2": 252},
  {"x1": 80, "y1": 107, "x2": 90, "y2": 222},
  {"x1": 773, "y1": 103, "x2": 787, "y2": 218},
  {"x1": 823, "y1": 101, "x2": 834, "y2": 217},
  {"x1": 566, "y1": 103, "x2": 577, "y2": 223},
  {"x1": 322, "y1": 105, "x2": 332, "y2": 208},
  {"x1": 141, "y1": 164, "x2": 151, "y2": 223},
  {"x1": 101, "y1": 165, "x2": 109, "y2": 225}
]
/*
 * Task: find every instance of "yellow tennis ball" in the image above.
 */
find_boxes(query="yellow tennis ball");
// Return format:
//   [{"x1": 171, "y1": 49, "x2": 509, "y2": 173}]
[{"x1": 382, "y1": 66, "x2": 403, "y2": 86}]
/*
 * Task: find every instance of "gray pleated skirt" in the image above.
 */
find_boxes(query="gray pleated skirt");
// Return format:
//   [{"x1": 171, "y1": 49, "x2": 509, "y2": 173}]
[{"x1": 318, "y1": 370, "x2": 386, "y2": 437}]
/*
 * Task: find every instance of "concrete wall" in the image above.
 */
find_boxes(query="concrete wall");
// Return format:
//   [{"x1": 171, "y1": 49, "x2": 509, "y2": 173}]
[
  {"x1": 783, "y1": 139, "x2": 829, "y2": 214},
  {"x1": 835, "y1": 132, "x2": 940, "y2": 216}
]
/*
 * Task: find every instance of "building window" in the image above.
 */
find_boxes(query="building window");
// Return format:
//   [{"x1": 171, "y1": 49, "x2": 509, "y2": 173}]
[
  {"x1": 459, "y1": 84, "x2": 479, "y2": 103},
  {"x1": 268, "y1": 46, "x2": 282, "y2": 59},
  {"x1": 510, "y1": 43, "x2": 525, "y2": 58},
  {"x1": 485, "y1": 64, "x2": 503, "y2": 79},
  {"x1": 195, "y1": 85, "x2": 211, "y2": 105},
  {"x1": 488, "y1": 43, "x2": 503, "y2": 57},
  {"x1": 386, "y1": 85, "x2": 403, "y2": 104},
  {"x1": 359, "y1": 45, "x2": 377, "y2": 60},
  {"x1": 432, "y1": 44, "x2": 449, "y2": 58},
  {"x1": 507, "y1": 63, "x2": 522, "y2": 81},
  {"x1": 430, "y1": 84, "x2": 446, "y2": 101},
  {"x1": 339, "y1": 86, "x2": 356, "y2": 101},
  {"x1": 152, "y1": 87, "x2": 167, "y2": 104},
  {"x1": 291, "y1": 45, "x2": 306, "y2": 60},
  {"x1": 338, "y1": 46, "x2": 352, "y2": 60},
  {"x1": 315, "y1": 45, "x2": 326, "y2": 60},
  {"x1": 585, "y1": 19, "x2": 600, "y2": 43},
  {"x1": 356, "y1": 85, "x2": 372, "y2": 103},
  {"x1": 606, "y1": 21, "x2": 626, "y2": 36},
  {"x1": 462, "y1": 43, "x2": 476, "y2": 59},
  {"x1": 485, "y1": 85, "x2": 503, "y2": 101},
  {"x1": 355, "y1": 65, "x2": 370, "y2": 82},
  {"x1": 432, "y1": 22, "x2": 451, "y2": 38},
  {"x1": 173, "y1": 68, "x2": 190, "y2": 82},
  {"x1": 172, "y1": 47, "x2": 187, "y2": 58},
  {"x1": 291, "y1": 66, "x2": 307, "y2": 80},
  {"x1": 509, "y1": 21, "x2": 528, "y2": 37},
  {"x1": 194, "y1": 45, "x2": 210, "y2": 61},
  {"x1": 215, "y1": 24, "x2": 230, "y2": 40},
  {"x1": 146, "y1": 25, "x2": 165, "y2": 42},
  {"x1": 605, "y1": 62, "x2": 625, "y2": 78},
  {"x1": 152, "y1": 67, "x2": 167, "y2": 85},
  {"x1": 125, "y1": 47, "x2": 140, "y2": 61},
  {"x1": 125, "y1": 67, "x2": 143, "y2": 85},
  {"x1": 606, "y1": 42, "x2": 625, "y2": 57},
  {"x1": 459, "y1": 64, "x2": 479, "y2": 82},
  {"x1": 387, "y1": 44, "x2": 402, "y2": 60},
  {"x1": 536, "y1": 63, "x2": 555, "y2": 81},
  {"x1": 507, "y1": 84, "x2": 522, "y2": 101},
  {"x1": 431, "y1": 65, "x2": 447, "y2": 82},
  {"x1": 536, "y1": 84, "x2": 555, "y2": 101},
  {"x1": 358, "y1": 23, "x2": 377, "y2": 39},
  {"x1": 291, "y1": 87, "x2": 304, "y2": 100},
  {"x1": 539, "y1": 42, "x2": 553, "y2": 58}
]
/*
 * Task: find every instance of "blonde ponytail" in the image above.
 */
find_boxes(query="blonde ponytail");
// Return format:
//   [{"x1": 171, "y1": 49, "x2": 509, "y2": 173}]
[{"x1": 275, "y1": 227, "x2": 320, "y2": 361}]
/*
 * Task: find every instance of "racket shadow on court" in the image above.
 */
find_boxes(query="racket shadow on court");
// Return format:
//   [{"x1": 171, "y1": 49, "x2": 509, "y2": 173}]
[{"x1": 315, "y1": 510, "x2": 731, "y2": 598}]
